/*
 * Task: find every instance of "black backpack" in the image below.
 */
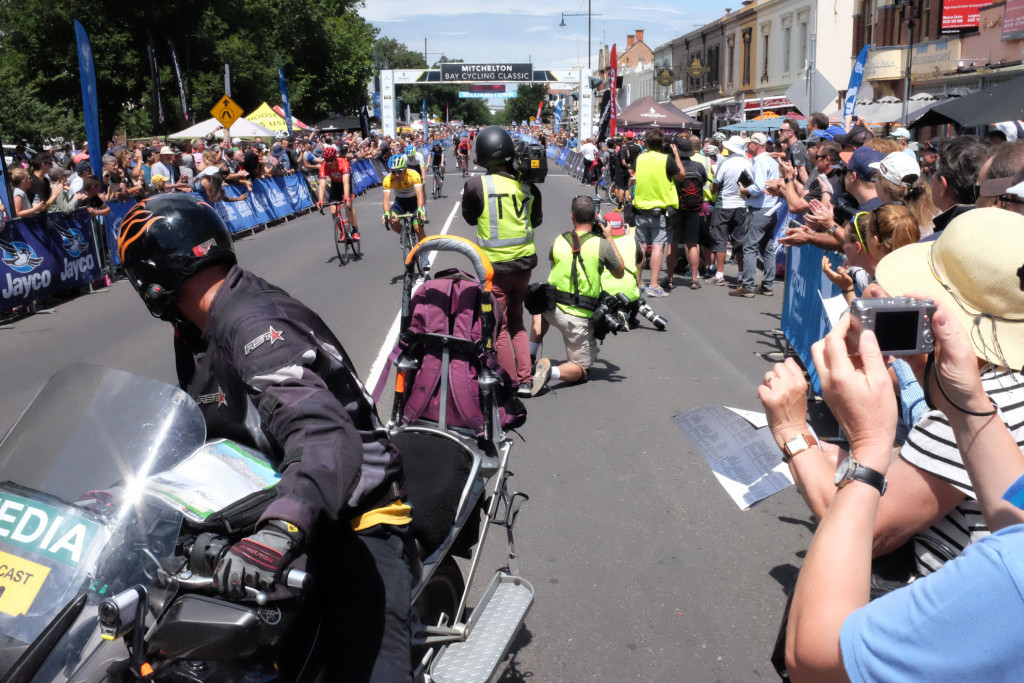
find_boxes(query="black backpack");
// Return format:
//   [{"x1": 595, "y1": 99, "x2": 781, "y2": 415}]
[{"x1": 677, "y1": 162, "x2": 704, "y2": 211}]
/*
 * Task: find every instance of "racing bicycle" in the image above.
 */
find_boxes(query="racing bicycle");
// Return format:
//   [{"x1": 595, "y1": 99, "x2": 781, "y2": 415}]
[
  {"x1": 393, "y1": 212, "x2": 425, "y2": 279},
  {"x1": 321, "y1": 201, "x2": 360, "y2": 266},
  {"x1": 458, "y1": 154, "x2": 469, "y2": 177},
  {"x1": 431, "y1": 165, "x2": 443, "y2": 200}
]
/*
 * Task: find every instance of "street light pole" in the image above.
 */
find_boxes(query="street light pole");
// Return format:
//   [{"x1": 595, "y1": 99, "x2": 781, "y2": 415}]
[
  {"x1": 898, "y1": 0, "x2": 917, "y2": 126},
  {"x1": 559, "y1": 4, "x2": 602, "y2": 71}
]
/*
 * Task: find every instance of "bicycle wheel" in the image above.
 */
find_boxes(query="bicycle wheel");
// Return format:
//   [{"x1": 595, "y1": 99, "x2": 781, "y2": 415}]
[
  {"x1": 349, "y1": 228, "x2": 361, "y2": 260},
  {"x1": 432, "y1": 174, "x2": 440, "y2": 200},
  {"x1": 334, "y1": 216, "x2": 348, "y2": 265}
]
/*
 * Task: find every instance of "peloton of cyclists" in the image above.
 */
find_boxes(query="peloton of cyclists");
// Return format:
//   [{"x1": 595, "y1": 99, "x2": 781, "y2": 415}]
[
  {"x1": 382, "y1": 154, "x2": 429, "y2": 272},
  {"x1": 316, "y1": 145, "x2": 359, "y2": 240}
]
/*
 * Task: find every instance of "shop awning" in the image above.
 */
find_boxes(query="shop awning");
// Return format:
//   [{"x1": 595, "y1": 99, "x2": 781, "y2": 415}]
[
  {"x1": 682, "y1": 96, "x2": 735, "y2": 115},
  {"x1": 912, "y1": 75, "x2": 1024, "y2": 128}
]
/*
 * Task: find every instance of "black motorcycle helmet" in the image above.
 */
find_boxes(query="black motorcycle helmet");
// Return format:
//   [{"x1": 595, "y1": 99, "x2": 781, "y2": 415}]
[
  {"x1": 117, "y1": 194, "x2": 236, "y2": 320},
  {"x1": 474, "y1": 126, "x2": 515, "y2": 170}
]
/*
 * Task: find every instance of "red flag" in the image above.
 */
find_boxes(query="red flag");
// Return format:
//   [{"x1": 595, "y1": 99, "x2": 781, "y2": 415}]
[
  {"x1": 535, "y1": 100, "x2": 544, "y2": 128},
  {"x1": 609, "y1": 45, "x2": 618, "y2": 138}
]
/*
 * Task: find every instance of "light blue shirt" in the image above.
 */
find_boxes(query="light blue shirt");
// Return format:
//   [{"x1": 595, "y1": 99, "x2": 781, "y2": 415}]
[
  {"x1": 745, "y1": 151, "x2": 779, "y2": 211},
  {"x1": 840, "y1": 525, "x2": 1024, "y2": 682}
]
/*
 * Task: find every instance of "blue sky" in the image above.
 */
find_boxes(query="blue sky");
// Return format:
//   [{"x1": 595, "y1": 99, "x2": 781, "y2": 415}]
[{"x1": 358, "y1": 1, "x2": 734, "y2": 72}]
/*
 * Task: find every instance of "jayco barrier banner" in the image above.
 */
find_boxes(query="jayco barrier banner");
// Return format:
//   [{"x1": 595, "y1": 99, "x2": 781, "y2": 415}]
[
  {"x1": 1, "y1": 212, "x2": 103, "y2": 312},
  {"x1": 781, "y1": 244, "x2": 845, "y2": 394},
  {"x1": 351, "y1": 159, "x2": 382, "y2": 195},
  {"x1": 206, "y1": 175, "x2": 313, "y2": 231}
]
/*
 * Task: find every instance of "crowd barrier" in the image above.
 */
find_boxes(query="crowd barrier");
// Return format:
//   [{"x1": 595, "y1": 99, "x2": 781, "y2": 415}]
[
  {"x1": 781, "y1": 244, "x2": 844, "y2": 394},
  {"x1": 1, "y1": 211, "x2": 105, "y2": 312}
]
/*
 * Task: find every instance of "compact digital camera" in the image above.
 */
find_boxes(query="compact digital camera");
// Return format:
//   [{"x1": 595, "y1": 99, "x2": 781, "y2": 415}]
[
  {"x1": 847, "y1": 297, "x2": 936, "y2": 356},
  {"x1": 512, "y1": 141, "x2": 548, "y2": 183}
]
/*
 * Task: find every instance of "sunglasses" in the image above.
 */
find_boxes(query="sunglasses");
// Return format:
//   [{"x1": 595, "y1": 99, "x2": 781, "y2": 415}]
[
  {"x1": 816, "y1": 154, "x2": 830, "y2": 159},
  {"x1": 851, "y1": 212, "x2": 871, "y2": 250}
]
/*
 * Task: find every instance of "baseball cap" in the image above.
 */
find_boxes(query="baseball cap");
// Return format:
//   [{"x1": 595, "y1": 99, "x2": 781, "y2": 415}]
[
  {"x1": 979, "y1": 176, "x2": 1017, "y2": 198},
  {"x1": 159, "y1": 145, "x2": 174, "y2": 155},
  {"x1": 749, "y1": 132, "x2": 768, "y2": 146},
  {"x1": 1005, "y1": 180, "x2": 1024, "y2": 201},
  {"x1": 890, "y1": 127, "x2": 911, "y2": 140},
  {"x1": 675, "y1": 137, "x2": 694, "y2": 157},
  {"x1": 834, "y1": 124, "x2": 874, "y2": 147},
  {"x1": 844, "y1": 146, "x2": 886, "y2": 181},
  {"x1": 870, "y1": 152, "x2": 921, "y2": 186},
  {"x1": 604, "y1": 211, "x2": 626, "y2": 235},
  {"x1": 923, "y1": 136, "x2": 944, "y2": 152},
  {"x1": 75, "y1": 160, "x2": 92, "y2": 175},
  {"x1": 625, "y1": 131, "x2": 635, "y2": 139}
]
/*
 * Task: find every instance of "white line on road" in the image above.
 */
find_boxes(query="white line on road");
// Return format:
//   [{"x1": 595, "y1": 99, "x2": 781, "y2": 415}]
[{"x1": 366, "y1": 200, "x2": 462, "y2": 391}]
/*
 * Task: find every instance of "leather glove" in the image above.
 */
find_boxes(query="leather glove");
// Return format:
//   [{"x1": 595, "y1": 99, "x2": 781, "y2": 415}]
[{"x1": 214, "y1": 520, "x2": 304, "y2": 599}]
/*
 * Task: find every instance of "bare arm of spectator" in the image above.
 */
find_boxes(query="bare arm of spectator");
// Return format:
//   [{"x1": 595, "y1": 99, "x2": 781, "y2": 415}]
[
  {"x1": 759, "y1": 347, "x2": 965, "y2": 556},
  {"x1": 786, "y1": 316, "x2": 895, "y2": 680}
]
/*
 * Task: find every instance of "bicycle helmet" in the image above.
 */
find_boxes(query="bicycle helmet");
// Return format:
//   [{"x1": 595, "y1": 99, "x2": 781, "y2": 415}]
[
  {"x1": 405, "y1": 145, "x2": 417, "y2": 158},
  {"x1": 389, "y1": 154, "x2": 408, "y2": 171},
  {"x1": 118, "y1": 194, "x2": 236, "y2": 321},
  {"x1": 322, "y1": 145, "x2": 337, "y2": 161},
  {"x1": 475, "y1": 126, "x2": 515, "y2": 169}
]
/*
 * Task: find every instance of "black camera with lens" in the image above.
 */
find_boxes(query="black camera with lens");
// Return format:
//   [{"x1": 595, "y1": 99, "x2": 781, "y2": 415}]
[
  {"x1": 512, "y1": 140, "x2": 548, "y2": 183},
  {"x1": 834, "y1": 199, "x2": 858, "y2": 225},
  {"x1": 637, "y1": 296, "x2": 668, "y2": 330},
  {"x1": 592, "y1": 292, "x2": 632, "y2": 340}
]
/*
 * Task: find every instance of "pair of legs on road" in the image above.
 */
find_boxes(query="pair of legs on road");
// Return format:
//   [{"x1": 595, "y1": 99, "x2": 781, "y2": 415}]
[
  {"x1": 665, "y1": 209, "x2": 702, "y2": 289},
  {"x1": 528, "y1": 306, "x2": 596, "y2": 395},
  {"x1": 386, "y1": 198, "x2": 429, "y2": 268},
  {"x1": 635, "y1": 209, "x2": 673, "y2": 297},
  {"x1": 491, "y1": 270, "x2": 534, "y2": 396},
  {"x1": 709, "y1": 206, "x2": 748, "y2": 285},
  {"x1": 734, "y1": 206, "x2": 778, "y2": 296}
]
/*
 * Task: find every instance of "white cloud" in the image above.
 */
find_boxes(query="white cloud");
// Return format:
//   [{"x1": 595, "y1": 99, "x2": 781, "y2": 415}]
[
  {"x1": 439, "y1": 31, "x2": 469, "y2": 36},
  {"x1": 524, "y1": 25, "x2": 551, "y2": 32}
]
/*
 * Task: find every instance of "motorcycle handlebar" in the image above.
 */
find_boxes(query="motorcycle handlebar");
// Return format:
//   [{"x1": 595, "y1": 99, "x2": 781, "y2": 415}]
[{"x1": 170, "y1": 568, "x2": 311, "y2": 606}]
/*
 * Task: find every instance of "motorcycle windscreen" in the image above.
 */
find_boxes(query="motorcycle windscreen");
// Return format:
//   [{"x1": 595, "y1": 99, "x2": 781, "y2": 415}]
[{"x1": 0, "y1": 364, "x2": 204, "y2": 675}]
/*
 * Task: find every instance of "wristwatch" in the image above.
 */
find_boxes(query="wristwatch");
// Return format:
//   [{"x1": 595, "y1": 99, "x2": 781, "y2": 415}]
[
  {"x1": 834, "y1": 456, "x2": 887, "y2": 495},
  {"x1": 781, "y1": 433, "x2": 818, "y2": 463},
  {"x1": 784, "y1": 177, "x2": 793, "y2": 183},
  {"x1": 826, "y1": 224, "x2": 838, "y2": 238}
]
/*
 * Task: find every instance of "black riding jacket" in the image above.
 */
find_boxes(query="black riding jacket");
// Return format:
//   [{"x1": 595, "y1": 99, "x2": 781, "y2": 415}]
[{"x1": 173, "y1": 266, "x2": 406, "y2": 539}]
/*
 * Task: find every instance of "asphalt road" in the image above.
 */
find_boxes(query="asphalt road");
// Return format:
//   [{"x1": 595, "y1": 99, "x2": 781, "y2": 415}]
[{"x1": 0, "y1": 155, "x2": 816, "y2": 681}]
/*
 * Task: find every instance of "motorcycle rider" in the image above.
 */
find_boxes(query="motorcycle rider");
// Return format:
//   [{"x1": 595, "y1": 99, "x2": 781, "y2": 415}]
[{"x1": 117, "y1": 194, "x2": 413, "y2": 683}]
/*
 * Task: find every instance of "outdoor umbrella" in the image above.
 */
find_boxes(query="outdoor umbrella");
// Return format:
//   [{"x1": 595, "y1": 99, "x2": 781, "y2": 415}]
[
  {"x1": 912, "y1": 75, "x2": 1024, "y2": 128},
  {"x1": 167, "y1": 117, "x2": 275, "y2": 140},
  {"x1": 617, "y1": 96, "x2": 699, "y2": 129}
]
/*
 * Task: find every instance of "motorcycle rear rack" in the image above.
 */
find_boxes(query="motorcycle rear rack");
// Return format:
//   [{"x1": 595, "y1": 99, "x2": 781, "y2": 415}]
[{"x1": 428, "y1": 572, "x2": 534, "y2": 683}]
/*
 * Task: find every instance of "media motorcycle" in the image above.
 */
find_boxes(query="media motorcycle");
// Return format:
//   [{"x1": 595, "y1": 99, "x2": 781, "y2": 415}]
[{"x1": 0, "y1": 364, "x2": 531, "y2": 682}]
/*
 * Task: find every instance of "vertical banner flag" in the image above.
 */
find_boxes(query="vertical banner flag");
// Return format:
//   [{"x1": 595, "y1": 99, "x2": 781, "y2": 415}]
[
  {"x1": 74, "y1": 20, "x2": 103, "y2": 181},
  {"x1": 596, "y1": 90, "x2": 612, "y2": 142},
  {"x1": 446, "y1": 102, "x2": 450, "y2": 126},
  {"x1": 0, "y1": 135, "x2": 12, "y2": 218},
  {"x1": 277, "y1": 56, "x2": 294, "y2": 135},
  {"x1": 554, "y1": 98, "x2": 564, "y2": 133},
  {"x1": 167, "y1": 38, "x2": 189, "y2": 122},
  {"x1": 360, "y1": 104, "x2": 371, "y2": 138},
  {"x1": 535, "y1": 101, "x2": 544, "y2": 129},
  {"x1": 145, "y1": 32, "x2": 164, "y2": 128},
  {"x1": 609, "y1": 44, "x2": 618, "y2": 138},
  {"x1": 844, "y1": 44, "x2": 871, "y2": 120},
  {"x1": 422, "y1": 99, "x2": 428, "y2": 139}
]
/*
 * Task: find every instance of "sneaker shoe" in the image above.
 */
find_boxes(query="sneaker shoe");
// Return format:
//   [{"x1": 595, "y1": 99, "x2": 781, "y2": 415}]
[
  {"x1": 729, "y1": 287, "x2": 755, "y2": 298},
  {"x1": 646, "y1": 285, "x2": 669, "y2": 298},
  {"x1": 710, "y1": 275, "x2": 727, "y2": 286},
  {"x1": 531, "y1": 358, "x2": 552, "y2": 396},
  {"x1": 755, "y1": 284, "x2": 774, "y2": 297},
  {"x1": 517, "y1": 381, "x2": 533, "y2": 398},
  {"x1": 351, "y1": 229, "x2": 360, "y2": 241}
]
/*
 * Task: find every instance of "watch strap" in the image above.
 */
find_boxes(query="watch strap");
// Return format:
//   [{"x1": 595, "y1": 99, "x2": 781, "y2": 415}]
[
  {"x1": 840, "y1": 460, "x2": 887, "y2": 496},
  {"x1": 782, "y1": 433, "x2": 818, "y2": 463}
]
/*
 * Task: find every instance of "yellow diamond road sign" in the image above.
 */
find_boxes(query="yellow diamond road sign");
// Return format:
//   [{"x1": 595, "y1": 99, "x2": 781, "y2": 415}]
[{"x1": 210, "y1": 95, "x2": 243, "y2": 128}]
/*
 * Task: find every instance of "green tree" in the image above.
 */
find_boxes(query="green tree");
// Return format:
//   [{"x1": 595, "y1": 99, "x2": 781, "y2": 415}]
[
  {"x1": 499, "y1": 84, "x2": 551, "y2": 127},
  {"x1": 0, "y1": 1, "x2": 377, "y2": 145}
]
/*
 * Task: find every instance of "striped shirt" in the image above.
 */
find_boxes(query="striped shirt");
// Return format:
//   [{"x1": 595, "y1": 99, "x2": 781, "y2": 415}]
[{"x1": 900, "y1": 368, "x2": 1024, "y2": 575}]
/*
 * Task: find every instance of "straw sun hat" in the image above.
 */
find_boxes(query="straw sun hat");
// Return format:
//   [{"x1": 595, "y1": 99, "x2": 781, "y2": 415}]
[{"x1": 875, "y1": 207, "x2": 1024, "y2": 370}]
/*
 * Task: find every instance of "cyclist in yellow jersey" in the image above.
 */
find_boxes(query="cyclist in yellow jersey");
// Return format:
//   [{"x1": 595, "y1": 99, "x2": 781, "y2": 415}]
[{"x1": 382, "y1": 155, "x2": 427, "y2": 262}]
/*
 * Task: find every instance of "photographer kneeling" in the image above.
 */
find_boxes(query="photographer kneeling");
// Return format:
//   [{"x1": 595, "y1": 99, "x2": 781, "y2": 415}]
[{"x1": 528, "y1": 196, "x2": 625, "y2": 396}]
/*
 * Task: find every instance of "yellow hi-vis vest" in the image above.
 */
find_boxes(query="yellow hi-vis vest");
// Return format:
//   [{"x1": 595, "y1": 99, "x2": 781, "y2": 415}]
[
  {"x1": 548, "y1": 231, "x2": 602, "y2": 318},
  {"x1": 692, "y1": 152, "x2": 718, "y2": 203},
  {"x1": 633, "y1": 151, "x2": 679, "y2": 211},
  {"x1": 476, "y1": 173, "x2": 536, "y2": 263},
  {"x1": 600, "y1": 228, "x2": 640, "y2": 302}
]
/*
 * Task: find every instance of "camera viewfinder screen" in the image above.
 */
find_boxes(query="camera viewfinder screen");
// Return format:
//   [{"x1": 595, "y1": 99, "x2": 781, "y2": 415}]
[{"x1": 874, "y1": 311, "x2": 920, "y2": 352}]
